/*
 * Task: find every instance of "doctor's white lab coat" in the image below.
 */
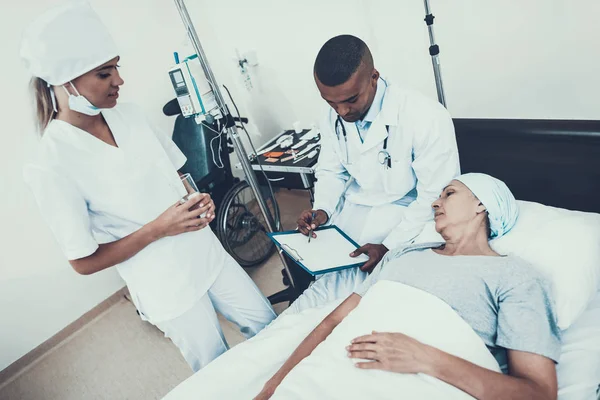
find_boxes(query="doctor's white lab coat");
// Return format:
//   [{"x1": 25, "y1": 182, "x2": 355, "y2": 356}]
[{"x1": 312, "y1": 83, "x2": 460, "y2": 250}]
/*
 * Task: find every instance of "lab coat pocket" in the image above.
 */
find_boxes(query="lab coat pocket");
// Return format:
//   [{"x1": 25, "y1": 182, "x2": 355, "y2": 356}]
[{"x1": 381, "y1": 152, "x2": 414, "y2": 196}]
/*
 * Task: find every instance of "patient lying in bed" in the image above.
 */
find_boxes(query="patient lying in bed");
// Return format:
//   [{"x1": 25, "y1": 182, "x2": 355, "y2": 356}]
[{"x1": 255, "y1": 173, "x2": 561, "y2": 400}]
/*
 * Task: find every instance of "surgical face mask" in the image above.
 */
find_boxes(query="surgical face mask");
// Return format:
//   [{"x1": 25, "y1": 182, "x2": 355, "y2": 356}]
[{"x1": 62, "y1": 82, "x2": 102, "y2": 116}]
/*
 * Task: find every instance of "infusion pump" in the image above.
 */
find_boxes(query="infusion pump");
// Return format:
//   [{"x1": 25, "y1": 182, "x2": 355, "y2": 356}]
[{"x1": 168, "y1": 56, "x2": 222, "y2": 122}]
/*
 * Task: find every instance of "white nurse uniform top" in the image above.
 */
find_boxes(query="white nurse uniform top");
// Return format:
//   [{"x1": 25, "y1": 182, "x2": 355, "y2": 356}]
[{"x1": 23, "y1": 103, "x2": 225, "y2": 323}]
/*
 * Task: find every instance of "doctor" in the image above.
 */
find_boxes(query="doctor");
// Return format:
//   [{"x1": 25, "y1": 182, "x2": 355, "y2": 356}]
[
  {"x1": 20, "y1": 2, "x2": 275, "y2": 372},
  {"x1": 292, "y1": 35, "x2": 460, "y2": 312}
]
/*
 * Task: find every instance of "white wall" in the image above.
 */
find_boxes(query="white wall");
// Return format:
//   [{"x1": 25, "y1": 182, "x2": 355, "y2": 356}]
[
  {"x1": 187, "y1": 0, "x2": 599, "y2": 134},
  {"x1": 2, "y1": 0, "x2": 598, "y2": 372}
]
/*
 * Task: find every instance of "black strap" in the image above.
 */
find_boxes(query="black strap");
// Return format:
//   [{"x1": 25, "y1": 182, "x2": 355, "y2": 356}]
[
  {"x1": 384, "y1": 125, "x2": 390, "y2": 150},
  {"x1": 336, "y1": 116, "x2": 346, "y2": 139},
  {"x1": 384, "y1": 125, "x2": 391, "y2": 168}
]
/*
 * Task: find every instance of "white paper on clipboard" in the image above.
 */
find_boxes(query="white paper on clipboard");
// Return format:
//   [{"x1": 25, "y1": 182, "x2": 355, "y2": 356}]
[{"x1": 272, "y1": 227, "x2": 368, "y2": 274}]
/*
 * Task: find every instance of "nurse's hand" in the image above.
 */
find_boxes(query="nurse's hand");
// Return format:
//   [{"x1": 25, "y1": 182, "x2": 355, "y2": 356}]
[
  {"x1": 151, "y1": 193, "x2": 215, "y2": 239},
  {"x1": 350, "y1": 243, "x2": 388, "y2": 273},
  {"x1": 296, "y1": 209, "x2": 328, "y2": 237}
]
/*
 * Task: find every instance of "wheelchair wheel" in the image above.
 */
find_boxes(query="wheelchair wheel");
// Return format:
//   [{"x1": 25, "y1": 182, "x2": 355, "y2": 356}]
[{"x1": 215, "y1": 180, "x2": 277, "y2": 267}]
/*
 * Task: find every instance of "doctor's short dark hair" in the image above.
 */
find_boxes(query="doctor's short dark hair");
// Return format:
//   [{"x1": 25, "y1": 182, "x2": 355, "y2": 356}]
[{"x1": 314, "y1": 34, "x2": 373, "y2": 87}]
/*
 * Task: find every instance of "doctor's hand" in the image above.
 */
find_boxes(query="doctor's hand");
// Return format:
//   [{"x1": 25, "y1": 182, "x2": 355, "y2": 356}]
[
  {"x1": 347, "y1": 331, "x2": 438, "y2": 375},
  {"x1": 150, "y1": 193, "x2": 215, "y2": 239},
  {"x1": 351, "y1": 243, "x2": 388, "y2": 273},
  {"x1": 296, "y1": 209, "x2": 328, "y2": 237}
]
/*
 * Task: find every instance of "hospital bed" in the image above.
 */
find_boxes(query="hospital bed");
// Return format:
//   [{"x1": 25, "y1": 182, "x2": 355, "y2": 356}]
[{"x1": 163, "y1": 118, "x2": 600, "y2": 399}]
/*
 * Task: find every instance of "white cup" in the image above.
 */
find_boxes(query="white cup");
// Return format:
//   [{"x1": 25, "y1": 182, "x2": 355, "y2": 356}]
[
  {"x1": 293, "y1": 121, "x2": 302, "y2": 134},
  {"x1": 180, "y1": 173, "x2": 207, "y2": 218}
]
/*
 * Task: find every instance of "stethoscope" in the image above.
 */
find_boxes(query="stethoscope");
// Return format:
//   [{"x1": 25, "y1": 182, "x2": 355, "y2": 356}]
[{"x1": 334, "y1": 116, "x2": 392, "y2": 169}]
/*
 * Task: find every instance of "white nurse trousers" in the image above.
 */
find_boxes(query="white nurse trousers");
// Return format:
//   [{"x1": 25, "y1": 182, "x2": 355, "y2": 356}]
[{"x1": 154, "y1": 260, "x2": 277, "y2": 372}]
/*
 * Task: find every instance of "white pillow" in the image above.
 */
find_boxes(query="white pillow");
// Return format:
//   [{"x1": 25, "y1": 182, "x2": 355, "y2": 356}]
[{"x1": 413, "y1": 200, "x2": 600, "y2": 330}]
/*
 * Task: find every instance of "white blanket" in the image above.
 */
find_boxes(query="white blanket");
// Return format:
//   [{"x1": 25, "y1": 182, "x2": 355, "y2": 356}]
[{"x1": 163, "y1": 281, "x2": 501, "y2": 400}]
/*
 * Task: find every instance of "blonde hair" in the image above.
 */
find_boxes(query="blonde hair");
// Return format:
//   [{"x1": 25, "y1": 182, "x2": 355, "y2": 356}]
[{"x1": 30, "y1": 77, "x2": 56, "y2": 134}]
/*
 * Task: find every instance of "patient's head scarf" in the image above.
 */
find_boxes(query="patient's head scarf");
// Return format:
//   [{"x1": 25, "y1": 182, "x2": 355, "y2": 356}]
[{"x1": 454, "y1": 173, "x2": 519, "y2": 239}]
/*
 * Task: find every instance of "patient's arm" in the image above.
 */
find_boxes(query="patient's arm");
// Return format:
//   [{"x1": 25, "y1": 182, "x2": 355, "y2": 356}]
[
  {"x1": 254, "y1": 294, "x2": 361, "y2": 400},
  {"x1": 348, "y1": 332, "x2": 557, "y2": 400},
  {"x1": 429, "y1": 347, "x2": 557, "y2": 400}
]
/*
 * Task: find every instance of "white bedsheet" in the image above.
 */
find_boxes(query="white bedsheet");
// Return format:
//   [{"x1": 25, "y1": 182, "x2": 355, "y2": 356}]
[
  {"x1": 163, "y1": 281, "x2": 500, "y2": 400},
  {"x1": 557, "y1": 290, "x2": 600, "y2": 400}
]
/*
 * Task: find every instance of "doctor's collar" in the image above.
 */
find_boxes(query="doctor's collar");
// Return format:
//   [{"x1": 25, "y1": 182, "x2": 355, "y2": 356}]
[{"x1": 356, "y1": 77, "x2": 388, "y2": 128}]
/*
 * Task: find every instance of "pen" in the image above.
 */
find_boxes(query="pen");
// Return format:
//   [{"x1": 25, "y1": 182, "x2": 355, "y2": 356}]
[{"x1": 308, "y1": 211, "x2": 316, "y2": 243}]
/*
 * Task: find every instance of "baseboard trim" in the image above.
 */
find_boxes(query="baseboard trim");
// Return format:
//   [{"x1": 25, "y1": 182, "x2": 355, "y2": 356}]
[{"x1": 0, "y1": 286, "x2": 128, "y2": 389}]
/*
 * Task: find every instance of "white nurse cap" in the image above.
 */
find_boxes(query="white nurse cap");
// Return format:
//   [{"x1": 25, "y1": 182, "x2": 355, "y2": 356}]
[{"x1": 20, "y1": 1, "x2": 118, "y2": 86}]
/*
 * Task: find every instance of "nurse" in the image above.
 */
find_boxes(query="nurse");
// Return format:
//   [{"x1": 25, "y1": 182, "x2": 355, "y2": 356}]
[
  {"x1": 292, "y1": 35, "x2": 461, "y2": 312},
  {"x1": 20, "y1": 2, "x2": 275, "y2": 372}
]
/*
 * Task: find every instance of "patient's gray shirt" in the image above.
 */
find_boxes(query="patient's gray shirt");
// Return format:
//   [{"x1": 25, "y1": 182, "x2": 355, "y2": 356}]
[{"x1": 354, "y1": 248, "x2": 561, "y2": 370}]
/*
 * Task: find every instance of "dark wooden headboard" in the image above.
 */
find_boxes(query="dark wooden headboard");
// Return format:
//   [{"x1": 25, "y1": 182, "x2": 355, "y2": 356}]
[{"x1": 453, "y1": 119, "x2": 600, "y2": 214}]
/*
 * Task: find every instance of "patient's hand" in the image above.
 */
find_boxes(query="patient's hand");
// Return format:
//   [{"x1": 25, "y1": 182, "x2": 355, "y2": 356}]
[
  {"x1": 254, "y1": 378, "x2": 279, "y2": 400},
  {"x1": 351, "y1": 244, "x2": 388, "y2": 273},
  {"x1": 347, "y1": 331, "x2": 438, "y2": 375}
]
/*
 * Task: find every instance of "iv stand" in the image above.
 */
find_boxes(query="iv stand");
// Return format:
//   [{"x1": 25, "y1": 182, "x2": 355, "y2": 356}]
[
  {"x1": 173, "y1": 0, "x2": 296, "y2": 290},
  {"x1": 423, "y1": 0, "x2": 447, "y2": 107}
]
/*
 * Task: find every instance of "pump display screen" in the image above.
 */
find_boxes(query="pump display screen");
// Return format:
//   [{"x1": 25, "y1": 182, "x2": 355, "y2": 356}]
[
  {"x1": 173, "y1": 71, "x2": 184, "y2": 86},
  {"x1": 170, "y1": 69, "x2": 188, "y2": 96}
]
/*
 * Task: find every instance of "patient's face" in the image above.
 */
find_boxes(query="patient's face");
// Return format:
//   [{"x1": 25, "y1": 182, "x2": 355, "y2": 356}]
[{"x1": 432, "y1": 180, "x2": 484, "y2": 233}]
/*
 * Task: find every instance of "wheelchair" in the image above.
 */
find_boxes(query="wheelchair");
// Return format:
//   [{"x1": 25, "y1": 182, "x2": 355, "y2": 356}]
[{"x1": 164, "y1": 99, "x2": 277, "y2": 268}]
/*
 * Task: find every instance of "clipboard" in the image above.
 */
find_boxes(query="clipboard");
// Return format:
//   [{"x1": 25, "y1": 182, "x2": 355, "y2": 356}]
[{"x1": 268, "y1": 225, "x2": 368, "y2": 276}]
